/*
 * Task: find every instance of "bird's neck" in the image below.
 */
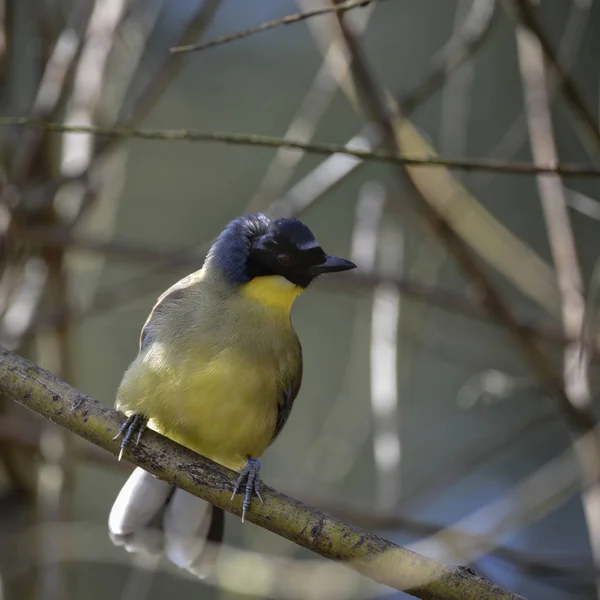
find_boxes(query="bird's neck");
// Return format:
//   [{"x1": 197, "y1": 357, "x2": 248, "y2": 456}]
[{"x1": 240, "y1": 275, "x2": 303, "y2": 313}]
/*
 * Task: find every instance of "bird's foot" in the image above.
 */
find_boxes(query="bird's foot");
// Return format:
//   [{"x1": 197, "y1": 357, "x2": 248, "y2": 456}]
[
  {"x1": 112, "y1": 413, "x2": 147, "y2": 461},
  {"x1": 231, "y1": 458, "x2": 263, "y2": 523}
]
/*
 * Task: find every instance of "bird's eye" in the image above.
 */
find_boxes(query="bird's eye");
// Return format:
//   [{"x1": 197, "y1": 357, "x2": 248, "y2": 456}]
[{"x1": 277, "y1": 253, "x2": 292, "y2": 266}]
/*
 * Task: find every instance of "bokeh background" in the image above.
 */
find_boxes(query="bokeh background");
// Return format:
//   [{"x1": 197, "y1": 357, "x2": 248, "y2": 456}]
[{"x1": 1, "y1": 0, "x2": 600, "y2": 599}]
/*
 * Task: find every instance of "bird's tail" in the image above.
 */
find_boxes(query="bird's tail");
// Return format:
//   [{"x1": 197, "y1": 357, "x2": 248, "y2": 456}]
[{"x1": 108, "y1": 467, "x2": 224, "y2": 578}]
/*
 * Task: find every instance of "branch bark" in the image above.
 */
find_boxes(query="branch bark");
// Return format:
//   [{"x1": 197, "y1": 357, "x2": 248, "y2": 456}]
[{"x1": 0, "y1": 347, "x2": 525, "y2": 600}]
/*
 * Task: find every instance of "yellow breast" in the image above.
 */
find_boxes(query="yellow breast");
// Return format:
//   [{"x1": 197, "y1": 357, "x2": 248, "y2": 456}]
[
  {"x1": 240, "y1": 275, "x2": 303, "y2": 312},
  {"x1": 118, "y1": 343, "x2": 284, "y2": 471}
]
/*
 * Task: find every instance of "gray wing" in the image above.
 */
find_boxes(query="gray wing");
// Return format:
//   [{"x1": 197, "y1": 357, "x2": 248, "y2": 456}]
[
  {"x1": 139, "y1": 271, "x2": 202, "y2": 351},
  {"x1": 270, "y1": 351, "x2": 303, "y2": 445}
]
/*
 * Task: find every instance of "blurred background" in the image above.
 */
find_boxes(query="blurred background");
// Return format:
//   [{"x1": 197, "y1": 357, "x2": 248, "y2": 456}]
[{"x1": 0, "y1": 0, "x2": 599, "y2": 598}]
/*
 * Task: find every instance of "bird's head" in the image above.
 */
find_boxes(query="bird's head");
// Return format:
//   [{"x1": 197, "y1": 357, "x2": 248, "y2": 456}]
[
  {"x1": 247, "y1": 216, "x2": 356, "y2": 288},
  {"x1": 208, "y1": 214, "x2": 356, "y2": 291}
]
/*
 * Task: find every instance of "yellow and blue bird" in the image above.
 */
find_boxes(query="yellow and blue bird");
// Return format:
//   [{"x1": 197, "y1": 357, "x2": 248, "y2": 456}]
[{"x1": 108, "y1": 213, "x2": 356, "y2": 577}]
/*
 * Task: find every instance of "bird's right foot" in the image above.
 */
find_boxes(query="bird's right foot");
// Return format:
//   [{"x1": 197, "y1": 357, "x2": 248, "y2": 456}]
[
  {"x1": 231, "y1": 458, "x2": 264, "y2": 523},
  {"x1": 113, "y1": 413, "x2": 147, "y2": 461}
]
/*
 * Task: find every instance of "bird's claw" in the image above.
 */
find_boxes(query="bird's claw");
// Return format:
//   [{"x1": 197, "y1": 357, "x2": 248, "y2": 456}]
[
  {"x1": 231, "y1": 458, "x2": 263, "y2": 523},
  {"x1": 112, "y1": 413, "x2": 147, "y2": 461}
]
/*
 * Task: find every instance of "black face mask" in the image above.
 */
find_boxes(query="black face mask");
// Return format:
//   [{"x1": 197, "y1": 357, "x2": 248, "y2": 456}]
[{"x1": 247, "y1": 230, "x2": 355, "y2": 288}]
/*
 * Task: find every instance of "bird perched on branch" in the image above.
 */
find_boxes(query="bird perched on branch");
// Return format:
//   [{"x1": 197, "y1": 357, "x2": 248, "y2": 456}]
[{"x1": 108, "y1": 213, "x2": 356, "y2": 577}]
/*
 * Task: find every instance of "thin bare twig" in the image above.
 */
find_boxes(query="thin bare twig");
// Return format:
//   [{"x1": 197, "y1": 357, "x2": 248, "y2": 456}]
[
  {"x1": 0, "y1": 117, "x2": 599, "y2": 177},
  {"x1": 169, "y1": 0, "x2": 389, "y2": 54}
]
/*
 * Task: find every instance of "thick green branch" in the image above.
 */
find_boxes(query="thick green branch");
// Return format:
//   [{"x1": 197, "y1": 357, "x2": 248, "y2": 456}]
[{"x1": 0, "y1": 348, "x2": 524, "y2": 600}]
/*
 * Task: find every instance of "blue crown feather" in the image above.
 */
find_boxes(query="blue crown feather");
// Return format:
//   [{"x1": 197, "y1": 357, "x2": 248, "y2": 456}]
[
  {"x1": 272, "y1": 218, "x2": 317, "y2": 248},
  {"x1": 205, "y1": 214, "x2": 270, "y2": 284}
]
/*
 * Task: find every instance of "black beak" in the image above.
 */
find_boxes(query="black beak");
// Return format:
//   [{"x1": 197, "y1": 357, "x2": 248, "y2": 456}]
[{"x1": 312, "y1": 255, "x2": 357, "y2": 274}]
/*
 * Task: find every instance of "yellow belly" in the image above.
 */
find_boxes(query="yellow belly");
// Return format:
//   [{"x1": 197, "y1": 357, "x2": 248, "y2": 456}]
[{"x1": 116, "y1": 343, "x2": 278, "y2": 471}]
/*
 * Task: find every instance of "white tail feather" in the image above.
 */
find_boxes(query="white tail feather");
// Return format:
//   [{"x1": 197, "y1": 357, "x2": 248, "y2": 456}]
[
  {"x1": 109, "y1": 468, "x2": 172, "y2": 540},
  {"x1": 164, "y1": 489, "x2": 215, "y2": 578},
  {"x1": 108, "y1": 467, "x2": 220, "y2": 578}
]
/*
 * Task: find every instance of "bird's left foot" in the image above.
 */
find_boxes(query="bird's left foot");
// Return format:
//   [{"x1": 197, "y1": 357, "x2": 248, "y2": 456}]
[
  {"x1": 231, "y1": 458, "x2": 264, "y2": 523},
  {"x1": 113, "y1": 413, "x2": 147, "y2": 461}
]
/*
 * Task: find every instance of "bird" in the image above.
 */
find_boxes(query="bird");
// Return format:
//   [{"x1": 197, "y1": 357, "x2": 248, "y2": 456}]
[{"x1": 107, "y1": 213, "x2": 356, "y2": 577}]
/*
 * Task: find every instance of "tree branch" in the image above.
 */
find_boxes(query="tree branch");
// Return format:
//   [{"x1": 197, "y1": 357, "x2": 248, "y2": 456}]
[
  {"x1": 0, "y1": 347, "x2": 525, "y2": 600},
  {"x1": 169, "y1": 0, "x2": 389, "y2": 54},
  {"x1": 0, "y1": 117, "x2": 598, "y2": 177}
]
